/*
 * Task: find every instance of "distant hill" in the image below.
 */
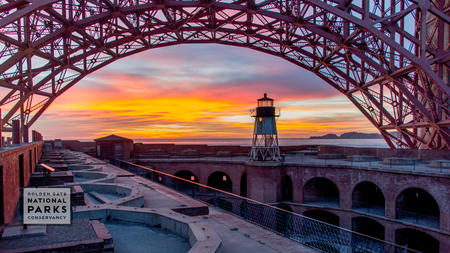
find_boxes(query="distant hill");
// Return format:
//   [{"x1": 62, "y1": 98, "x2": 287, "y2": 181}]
[{"x1": 310, "y1": 132, "x2": 382, "y2": 139}]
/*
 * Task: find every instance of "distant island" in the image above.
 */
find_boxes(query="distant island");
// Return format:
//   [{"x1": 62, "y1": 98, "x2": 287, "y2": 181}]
[{"x1": 309, "y1": 132, "x2": 382, "y2": 139}]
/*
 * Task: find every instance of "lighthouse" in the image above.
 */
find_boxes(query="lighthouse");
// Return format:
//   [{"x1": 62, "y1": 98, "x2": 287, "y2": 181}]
[{"x1": 250, "y1": 93, "x2": 281, "y2": 161}]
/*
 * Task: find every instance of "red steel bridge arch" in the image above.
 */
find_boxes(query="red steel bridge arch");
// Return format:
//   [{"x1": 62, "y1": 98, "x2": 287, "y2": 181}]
[{"x1": 0, "y1": 0, "x2": 448, "y2": 149}]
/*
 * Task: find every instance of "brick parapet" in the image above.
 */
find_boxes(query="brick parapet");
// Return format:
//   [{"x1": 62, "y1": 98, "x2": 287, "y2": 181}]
[{"x1": 0, "y1": 142, "x2": 43, "y2": 224}]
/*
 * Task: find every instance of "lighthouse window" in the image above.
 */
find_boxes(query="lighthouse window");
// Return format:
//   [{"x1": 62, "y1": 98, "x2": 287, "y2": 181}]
[{"x1": 258, "y1": 100, "x2": 273, "y2": 107}]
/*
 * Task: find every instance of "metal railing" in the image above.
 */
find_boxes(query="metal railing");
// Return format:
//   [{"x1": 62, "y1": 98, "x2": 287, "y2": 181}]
[
  {"x1": 109, "y1": 159, "x2": 421, "y2": 253},
  {"x1": 396, "y1": 209, "x2": 440, "y2": 229},
  {"x1": 352, "y1": 201, "x2": 386, "y2": 216}
]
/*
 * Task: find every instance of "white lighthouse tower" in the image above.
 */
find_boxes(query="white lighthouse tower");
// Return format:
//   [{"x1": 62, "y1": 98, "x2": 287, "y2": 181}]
[{"x1": 250, "y1": 93, "x2": 281, "y2": 161}]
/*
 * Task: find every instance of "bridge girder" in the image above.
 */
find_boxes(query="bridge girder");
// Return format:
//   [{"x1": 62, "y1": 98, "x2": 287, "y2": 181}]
[{"x1": 0, "y1": 0, "x2": 448, "y2": 149}]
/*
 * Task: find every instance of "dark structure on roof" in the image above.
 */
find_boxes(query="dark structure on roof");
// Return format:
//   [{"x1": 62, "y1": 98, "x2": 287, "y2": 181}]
[
  {"x1": 250, "y1": 93, "x2": 281, "y2": 162},
  {"x1": 95, "y1": 135, "x2": 133, "y2": 160}
]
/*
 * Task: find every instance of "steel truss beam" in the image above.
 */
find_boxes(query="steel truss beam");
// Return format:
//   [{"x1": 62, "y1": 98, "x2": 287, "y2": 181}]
[{"x1": 0, "y1": 0, "x2": 448, "y2": 149}]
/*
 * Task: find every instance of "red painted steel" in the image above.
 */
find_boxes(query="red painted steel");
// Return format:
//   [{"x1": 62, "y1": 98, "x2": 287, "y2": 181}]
[
  {"x1": 0, "y1": 108, "x2": 2, "y2": 148},
  {"x1": 11, "y1": 119, "x2": 19, "y2": 144},
  {"x1": 0, "y1": 0, "x2": 448, "y2": 149}
]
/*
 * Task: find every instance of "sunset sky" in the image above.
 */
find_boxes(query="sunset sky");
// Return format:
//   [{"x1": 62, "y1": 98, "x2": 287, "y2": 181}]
[{"x1": 30, "y1": 44, "x2": 377, "y2": 140}]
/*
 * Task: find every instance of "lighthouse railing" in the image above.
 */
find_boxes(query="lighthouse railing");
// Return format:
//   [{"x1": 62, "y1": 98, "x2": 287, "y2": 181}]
[
  {"x1": 275, "y1": 108, "x2": 280, "y2": 117},
  {"x1": 109, "y1": 159, "x2": 420, "y2": 253}
]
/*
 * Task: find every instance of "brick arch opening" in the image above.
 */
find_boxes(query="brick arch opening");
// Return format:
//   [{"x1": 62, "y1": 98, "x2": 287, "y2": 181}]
[
  {"x1": 303, "y1": 177, "x2": 339, "y2": 207},
  {"x1": 280, "y1": 175, "x2": 293, "y2": 202},
  {"x1": 352, "y1": 216, "x2": 385, "y2": 240},
  {"x1": 208, "y1": 171, "x2": 232, "y2": 193},
  {"x1": 174, "y1": 170, "x2": 199, "y2": 183},
  {"x1": 302, "y1": 209, "x2": 340, "y2": 253},
  {"x1": 395, "y1": 228, "x2": 439, "y2": 253},
  {"x1": 396, "y1": 187, "x2": 440, "y2": 229},
  {"x1": 352, "y1": 181, "x2": 385, "y2": 216},
  {"x1": 303, "y1": 209, "x2": 339, "y2": 227},
  {"x1": 174, "y1": 170, "x2": 199, "y2": 193}
]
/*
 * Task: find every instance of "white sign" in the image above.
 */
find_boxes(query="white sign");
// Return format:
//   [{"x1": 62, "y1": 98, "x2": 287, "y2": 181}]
[{"x1": 23, "y1": 188, "x2": 71, "y2": 224}]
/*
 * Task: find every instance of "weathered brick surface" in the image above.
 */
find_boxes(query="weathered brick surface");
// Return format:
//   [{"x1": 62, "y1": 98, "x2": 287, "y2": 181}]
[{"x1": 0, "y1": 142, "x2": 43, "y2": 224}]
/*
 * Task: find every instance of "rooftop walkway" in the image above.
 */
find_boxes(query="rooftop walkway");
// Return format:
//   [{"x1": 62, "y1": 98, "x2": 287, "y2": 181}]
[
  {"x1": 2, "y1": 149, "x2": 315, "y2": 253},
  {"x1": 81, "y1": 152, "x2": 317, "y2": 253}
]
